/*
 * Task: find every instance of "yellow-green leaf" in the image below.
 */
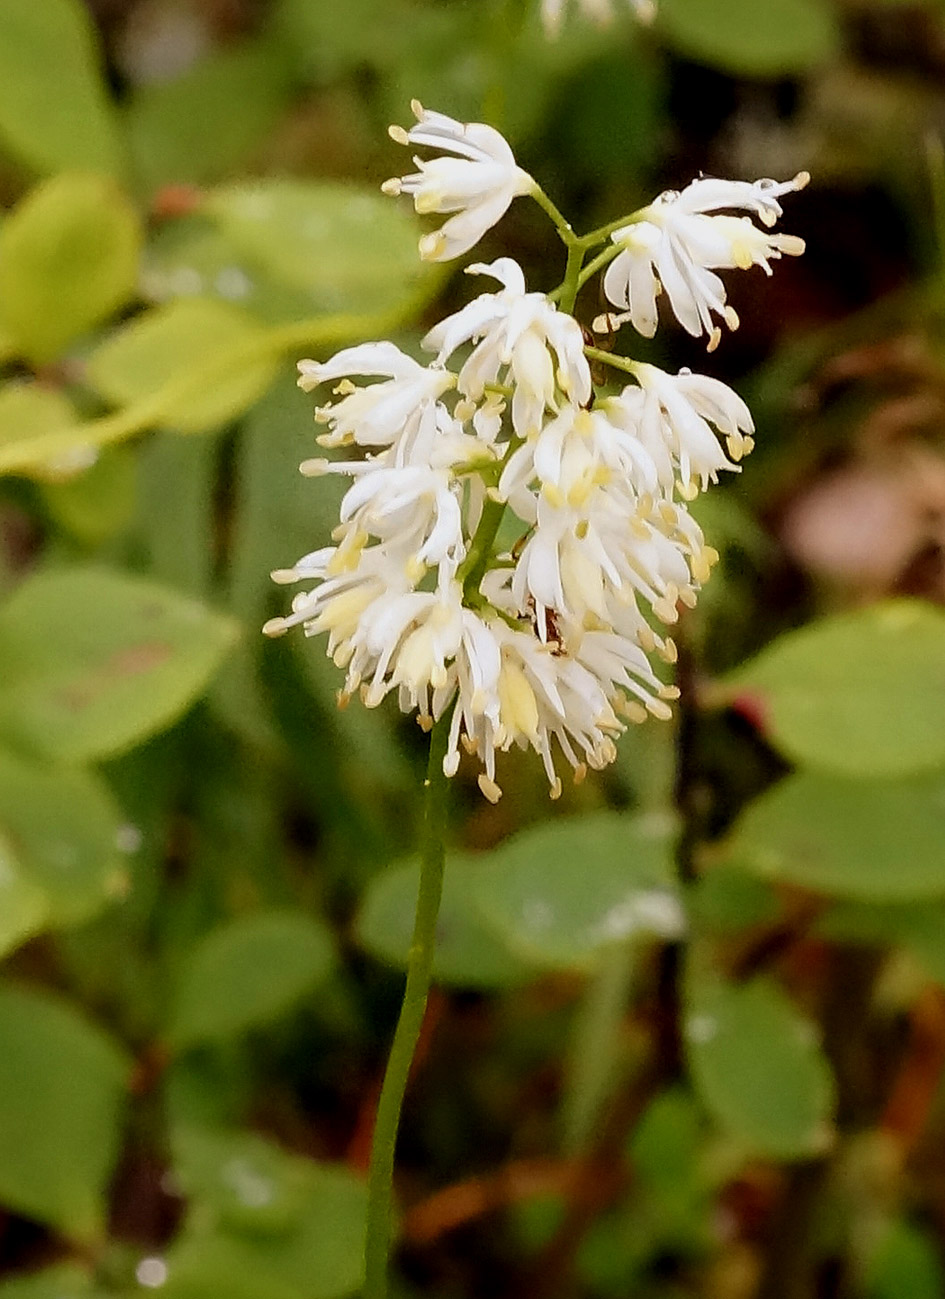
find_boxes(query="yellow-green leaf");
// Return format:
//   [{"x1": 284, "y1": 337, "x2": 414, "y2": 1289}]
[
  {"x1": 0, "y1": 173, "x2": 141, "y2": 364},
  {"x1": 85, "y1": 297, "x2": 279, "y2": 433},
  {"x1": 0, "y1": 0, "x2": 121, "y2": 176}
]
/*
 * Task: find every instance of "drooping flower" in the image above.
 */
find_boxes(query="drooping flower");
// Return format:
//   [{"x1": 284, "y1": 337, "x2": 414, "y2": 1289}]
[
  {"x1": 601, "y1": 173, "x2": 808, "y2": 347},
  {"x1": 383, "y1": 102, "x2": 535, "y2": 262},
  {"x1": 540, "y1": 0, "x2": 657, "y2": 38},
  {"x1": 424, "y1": 258, "x2": 591, "y2": 438}
]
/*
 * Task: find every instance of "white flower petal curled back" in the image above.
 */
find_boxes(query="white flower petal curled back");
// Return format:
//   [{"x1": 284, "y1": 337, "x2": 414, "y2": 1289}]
[
  {"x1": 383, "y1": 102, "x2": 535, "y2": 262},
  {"x1": 424, "y1": 258, "x2": 591, "y2": 438},
  {"x1": 601, "y1": 173, "x2": 808, "y2": 347},
  {"x1": 541, "y1": 0, "x2": 656, "y2": 38},
  {"x1": 607, "y1": 363, "x2": 754, "y2": 498},
  {"x1": 297, "y1": 342, "x2": 456, "y2": 463}
]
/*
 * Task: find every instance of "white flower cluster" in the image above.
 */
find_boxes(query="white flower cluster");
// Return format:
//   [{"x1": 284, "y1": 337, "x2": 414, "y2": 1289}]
[{"x1": 265, "y1": 105, "x2": 805, "y2": 801}]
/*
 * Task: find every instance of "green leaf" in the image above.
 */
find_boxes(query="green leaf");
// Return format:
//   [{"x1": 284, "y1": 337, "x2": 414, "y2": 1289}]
[
  {"x1": 0, "y1": 983, "x2": 128, "y2": 1239},
  {"x1": 0, "y1": 566, "x2": 238, "y2": 762},
  {"x1": 865, "y1": 1220, "x2": 945, "y2": 1299},
  {"x1": 817, "y1": 900, "x2": 945, "y2": 988},
  {"x1": 127, "y1": 37, "x2": 294, "y2": 194},
  {"x1": 685, "y1": 977, "x2": 834, "y2": 1158},
  {"x1": 0, "y1": 1265, "x2": 107, "y2": 1299},
  {"x1": 0, "y1": 830, "x2": 47, "y2": 958},
  {"x1": 165, "y1": 1130, "x2": 367, "y2": 1299},
  {"x1": 144, "y1": 180, "x2": 438, "y2": 324},
  {"x1": 657, "y1": 0, "x2": 840, "y2": 76},
  {"x1": 85, "y1": 297, "x2": 279, "y2": 434},
  {"x1": 0, "y1": 173, "x2": 141, "y2": 364},
  {"x1": 724, "y1": 601, "x2": 945, "y2": 778},
  {"x1": 356, "y1": 855, "x2": 535, "y2": 989},
  {"x1": 687, "y1": 867, "x2": 782, "y2": 936},
  {"x1": 169, "y1": 909, "x2": 335, "y2": 1048},
  {"x1": 0, "y1": 382, "x2": 81, "y2": 481},
  {"x1": 0, "y1": 745, "x2": 126, "y2": 931},
  {"x1": 40, "y1": 446, "x2": 138, "y2": 546},
  {"x1": 0, "y1": 0, "x2": 121, "y2": 176},
  {"x1": 474, "y1": 812, "x2": 682, "y2": 970},
  {"x1": 727, "y1": 771, "x2": 945, "y2": 901}
]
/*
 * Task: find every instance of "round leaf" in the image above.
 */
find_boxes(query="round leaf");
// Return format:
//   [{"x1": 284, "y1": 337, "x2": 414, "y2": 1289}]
[
  {"x1": 356, "y1": 854, "x2": 535, "y2": 989},
  {"x1": 169, "y1": 910, "x2": 335, "y2": 1048},
  {"x1": 657, "y1": 0, "x2": 840, "y2": 76},
  {"x1": 0, "y1": 566, "x2": 238, "y2": 762},
  {"x1": 0, "y1": 983, "x2": 129, "y2": 1239},
  {"x1": 85, "y1": 298, "x2": 280, "y2": 434},
  {"x1": 0, "y1": 0, "x2": 120, "y2": 176},
  {"x1": 724, "y1": 601, "x2": 945, "y2": 778},
  {"x1": 685, "y1": 977, "x2": 834, "y2": 1158},
  {"x1": 474, "y1": 813, "x2": 683, "y2": 970},
  {"x1": 164, "y1": 1137, "x2": 366, "y2": 1299},
  {"x1": 0, "y1": 745, "x2": 126, "y2": 929},
  {"x1": 0, "y1": 173, "x2": 141, "y2": 364},
  {"x1": 727, "y1": 771, "x2": 945, "y2": 901}
]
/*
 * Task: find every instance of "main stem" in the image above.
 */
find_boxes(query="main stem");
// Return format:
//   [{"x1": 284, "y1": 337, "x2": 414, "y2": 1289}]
[{"x1": 363, "y1": 715, "x2": 452, "y2": 1299}]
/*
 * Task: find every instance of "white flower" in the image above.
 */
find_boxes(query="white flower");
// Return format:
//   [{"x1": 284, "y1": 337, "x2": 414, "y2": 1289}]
[
  {"x1": 601, "y1": 173, "x2": 808, "y2": 346},
  {"x1": 297, "y1": 342, "x2": 455, "y2": 463},
  {"x1": 607, "y1": 363, "x2": 754, "y2": 498},
  {"x1": 424, "y1": 258, "x2": 591, "y2": 438},
  {"x1": 382, "y1": 102, "x2": 535, "y2": 262},
  {"x1": 540, "y1": 0, "x2": 656, "y2": 38}
]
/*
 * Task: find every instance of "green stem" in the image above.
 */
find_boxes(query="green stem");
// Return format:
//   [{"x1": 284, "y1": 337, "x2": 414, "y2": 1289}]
[
  {"x1": 528, "y1": 184, "x2": 576, "y2": 245},
  {"x1": 575, "y1": 243, "x2": 623, "y2": 293},
  {"x1": 558, "y1": 241, "x2": 585, "y2": 316},
  {"x1": 458, "y1": 494, "x2": 508, "y2": 602},
  {"x1": 577, "y1": 210, "x2": 646, "y2": 250},
  {"x1": 583, "y1": 346, "x2": 639, "y2": 377},
  {"x1": 363, "y1": 715, "x2": 452, "y2": 1299}
]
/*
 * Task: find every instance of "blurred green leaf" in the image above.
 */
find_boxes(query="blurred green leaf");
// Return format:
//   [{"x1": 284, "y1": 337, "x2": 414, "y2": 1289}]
[
  {"x1": 165, "y1": 1131, "x2": 366, "y2": 1299},
  {"x1": 727, "y1": 771, "x2": 945, "y2": 901},
  {"x1": 474, "y1": 812, "x2": 682, "y2": 970},
  {"x1": 0, "y1": 745, "x2": 125, "y2": 931},
  {"x1": 0, "y1": 1265, "x2": 106, "y2": 1299},
  {"x1": 0, "y1": 173, "x2": 141, "y2": 364},
  {"x1": 127, "y1": 37, "x2": 295, "y2": 195},
  {"x1": 657, "y1": 0, "x2": 840, "y2": 76},
  {"x1": 0, "y1": 566, "x2": 238, "y2": 762},
  {"x1": 818, "y1": 900, "x2": 945, "y2": 987},
  {"x1": 0, "y1": 829, "x2": 47, "y2": 959},
  {"x1": 144, "y1": 180, "x2": 437, "y2": 323},
  {"x1": 685, "y1": 977, "x2": 834, "y2": 1158},
  {"x1": 0, "y1": 0, "x2": 121, "y2": 176},
  {"x1": 86, "y1": 297, "x2": 279, "y2": 434},
  {"x1": 687, "y1": 867, "x2": 782, "y2": 935},
  {"x1": 40, "y1": 446, "x2": 138, "y2": 546},
  {"x1": 169, "y1": 909, "x2": 335, "y2": 1049},
  {"x1": 865, "y1": 1219, "x2": 945, "y2": 1299},
  {"x1": 0, "y1": 381, "x2": 80, "y2": 480},
  {"x1": 724, "y1": 601, "x2": 945, "y2": 777},
  {"x1": 0, "y1": 982, "x2": 128, "y2": 1239},
  {"x1": 356, "y1": 854, "x2": 535, "y2": 988}
]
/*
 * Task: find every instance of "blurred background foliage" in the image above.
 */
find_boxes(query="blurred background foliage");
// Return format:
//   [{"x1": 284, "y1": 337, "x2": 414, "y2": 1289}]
[{"x1": 2, "y1": 1, "x2": 945, "y2": 1297}]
